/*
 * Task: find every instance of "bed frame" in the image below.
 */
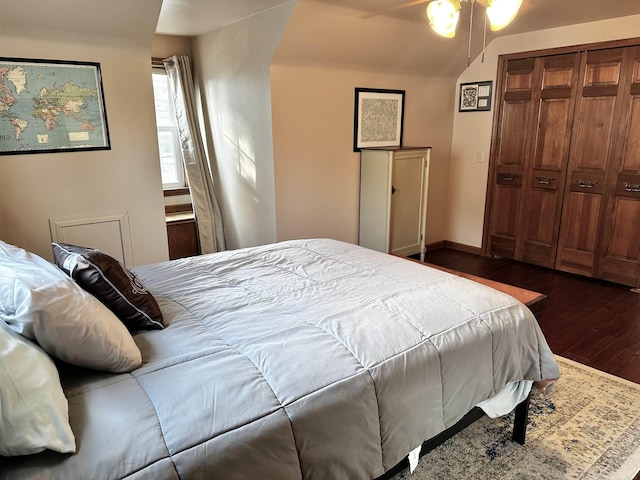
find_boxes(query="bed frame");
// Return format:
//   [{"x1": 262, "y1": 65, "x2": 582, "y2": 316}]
[
  {"x1": 375, "y1": 395, "x2": 531, "y2": 480},
  {"x1": 375, "y1": 262, "x2": 544, "y2": 479}
]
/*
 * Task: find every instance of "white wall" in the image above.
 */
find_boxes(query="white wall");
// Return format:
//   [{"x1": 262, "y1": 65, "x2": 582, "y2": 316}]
[
  {"x1": 193, "y1": 0, "x2": 456, "y2": 249},
  {"x1": 269, "y1": 0, "x2": 460, "y2": 246},
  {"x1": 447, "y1": 14, "x2": 640, "y2": 249},
  {"x1": 270, "y1": 64, "x2": 454, "y2": 245},
  {"x1": 152, "y1": 35, "x2": 193, "y2": 59},
  {"x1": 192, "y1": 1, "x2": 298, "y2": 250},
  {"x1": 0, "y1": 34, "x2": 169, "y2": 265}
]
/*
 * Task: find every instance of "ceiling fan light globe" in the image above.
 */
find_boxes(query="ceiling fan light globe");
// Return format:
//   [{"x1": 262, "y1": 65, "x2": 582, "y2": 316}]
[
  {"x1": 485, "y1": 0, "x2": 523, "y2": 31},
  {"x1": 427, "y1": 0, "x2": 461, "y2": 38}
]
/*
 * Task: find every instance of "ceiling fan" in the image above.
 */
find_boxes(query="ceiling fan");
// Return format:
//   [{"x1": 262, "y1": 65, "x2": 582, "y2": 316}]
[
  {"x1": 365, "y1": 0, "x2": 524, "y2": 65},
  {"x1": 368, "y1": 0, "x2": 522, "y2": 33}
]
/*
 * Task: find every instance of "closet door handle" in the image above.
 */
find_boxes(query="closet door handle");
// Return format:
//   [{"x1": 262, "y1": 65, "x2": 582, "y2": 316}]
[
  {"x1": 535, "y1": 176, "x2": 554, "y2": 185},
  {"x1": 391, "y1": 185, "x2": 397, "y2": 195},
  {"x1": 624, "y1": 182, "x2": 640, "y2": 192},
  {"x1": 501, "y1": 174, "x2": 519, "y2": 181},
  {"x1": 577, "y1": 179, "x2": 599, "y2": 189}
]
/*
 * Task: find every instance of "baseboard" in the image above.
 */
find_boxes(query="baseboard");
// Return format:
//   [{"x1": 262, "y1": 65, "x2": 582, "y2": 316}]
[
  {"x1": 425, "y1": 240, "x2": 447, "y2": 251},
  {"x1": 445, "y1": 241, "x2": 482, "y2": 255},
  {"x1": 426, "y1": 240, "x2": 482, "y2": 255}
]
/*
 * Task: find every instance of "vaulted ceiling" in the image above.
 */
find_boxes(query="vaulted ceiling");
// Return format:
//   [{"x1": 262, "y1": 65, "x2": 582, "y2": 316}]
[
  {"x1": 157, "y1": 0, "x2": 640, "y2": 76},
  {"x1": 3, "y1": 1, "x2": 639, "y2": 77},
  {"x1": 157, "y1": 0, "x2": 640, "y2": 38},
  {"x1": 1, "y1": 0, "x2": 162, "y2": 46}
]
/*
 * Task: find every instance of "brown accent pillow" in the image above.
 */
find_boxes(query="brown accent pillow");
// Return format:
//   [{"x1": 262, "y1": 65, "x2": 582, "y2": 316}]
[{"x1": 52, "y1": 243, "x2": 164, "y2": 331}]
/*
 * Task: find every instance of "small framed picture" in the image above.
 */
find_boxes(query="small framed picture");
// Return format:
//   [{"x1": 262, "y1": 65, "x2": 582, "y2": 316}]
[
  {"x1": 459, "y1": 81, "x2": 492, "y2": 112},
  {"x1": 354, "y1": 87, "x2": 405, "y2": 152}
]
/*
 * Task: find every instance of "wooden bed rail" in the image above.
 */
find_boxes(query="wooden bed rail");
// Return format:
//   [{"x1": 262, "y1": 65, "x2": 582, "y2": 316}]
[{"x1": 403, "y1": 257, "x2": 547, "y2": 315}]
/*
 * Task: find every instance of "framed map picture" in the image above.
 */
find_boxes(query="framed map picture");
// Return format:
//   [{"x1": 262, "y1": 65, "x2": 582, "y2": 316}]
[
  {"x1": 354, "y1": 88, "x2": 405, "y2": 152},
  {"x1": 459, "y1": 81, "x2": 492, "y2": 112},
  {"x1": 0, "y1": 57, "x2": 110, "y2": 155}
]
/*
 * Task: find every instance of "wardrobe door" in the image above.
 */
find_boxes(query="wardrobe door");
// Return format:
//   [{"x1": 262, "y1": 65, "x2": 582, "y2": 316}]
[
  {"x1": 556, "y1": 48, "x2": 628, "y2": 277},
  {"x1": 390, "y1": 152, "x2": 427, "y2": 257},
  {"x1": 519, "y1": 54, "x2": 580, "y2": 267},
  {"x1": 598, "y1": 46, "x2": 640, "y2": 287},
  {"x1": 487, "y1": 58, "x2": 538, "y2": 258}
]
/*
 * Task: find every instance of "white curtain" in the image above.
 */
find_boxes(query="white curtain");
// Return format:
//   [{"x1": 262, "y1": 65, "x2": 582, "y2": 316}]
[{"x1": 164, "y1": 55, "x2": 226, "y2": 253}]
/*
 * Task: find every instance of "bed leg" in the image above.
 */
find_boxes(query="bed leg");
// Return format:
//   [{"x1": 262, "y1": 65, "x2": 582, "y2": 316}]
[{"x1": 512, "y1": 394, "x2": 530, "y2": 445}]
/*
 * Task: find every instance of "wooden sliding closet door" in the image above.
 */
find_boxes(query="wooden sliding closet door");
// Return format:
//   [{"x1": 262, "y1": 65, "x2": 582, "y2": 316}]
[
  {"x1": 519, "y1": 54, "x2": 580, "y2": 267},
  {"x1": 598, "y1": 46, "x2": 640, "y2": 288},
  {"x1": 486, "y1": 58, "x2": 537, "y2": 259},
  {"x1": 556, "y1": 48, "x2": 628, "y2": 277},
  {"x1": 485, "y1": 40, "x2": 640, "y2": 287},
  {"x1": 487, "y1": 54, "x2": 579, "y2": 267}
]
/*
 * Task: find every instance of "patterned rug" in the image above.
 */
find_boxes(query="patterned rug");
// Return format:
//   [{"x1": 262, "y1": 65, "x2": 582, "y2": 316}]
[{"x1": 391, "y1": 356, "x2": 640, "y2": 480}]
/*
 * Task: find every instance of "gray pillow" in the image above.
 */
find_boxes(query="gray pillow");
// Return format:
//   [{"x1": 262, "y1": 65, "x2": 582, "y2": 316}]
[
  {"x1": 0, "y1": 240, "x2": 142, "y2": 373},
  {"x1": 52, "y1": 243, "x2": 164, "y2": 332}
]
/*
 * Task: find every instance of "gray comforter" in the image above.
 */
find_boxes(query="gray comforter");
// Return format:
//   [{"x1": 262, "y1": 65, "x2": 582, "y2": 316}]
[{"x1": 1, "y1": 239, "x2": 559, "y2": 479}]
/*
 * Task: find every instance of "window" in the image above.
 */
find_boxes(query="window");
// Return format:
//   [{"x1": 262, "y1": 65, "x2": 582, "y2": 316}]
[{"x1": 152, "y1": 69, "x2": 185, "y2": 189}]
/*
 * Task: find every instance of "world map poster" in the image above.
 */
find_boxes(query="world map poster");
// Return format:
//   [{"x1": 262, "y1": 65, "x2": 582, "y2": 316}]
[{"x1": 0, "y1": 58, "x2": 110, "y2": 155}]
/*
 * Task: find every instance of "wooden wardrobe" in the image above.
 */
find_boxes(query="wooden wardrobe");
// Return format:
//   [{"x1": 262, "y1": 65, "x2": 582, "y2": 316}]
[{"x1": 483, "y1": 39, "x2": 640, "y2": 289}]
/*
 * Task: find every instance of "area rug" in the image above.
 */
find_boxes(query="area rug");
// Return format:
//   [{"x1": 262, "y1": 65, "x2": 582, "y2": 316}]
[{"x1": 391, "y1": 356, "x2": 640, "y2": 480}]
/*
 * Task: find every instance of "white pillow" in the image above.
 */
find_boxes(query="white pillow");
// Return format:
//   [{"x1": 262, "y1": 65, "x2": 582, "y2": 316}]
[
  {"x1": 0, "y1": 320, "x2": 76, "y2": 456},
  {"x1": 0, "y1": 240, "x2": 142, "y2": 373}
]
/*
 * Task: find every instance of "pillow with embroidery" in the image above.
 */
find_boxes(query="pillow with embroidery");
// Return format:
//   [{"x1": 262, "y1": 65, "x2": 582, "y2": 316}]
[{"x1": 52, "y1": 243, "x2": 164, "y2": 331}]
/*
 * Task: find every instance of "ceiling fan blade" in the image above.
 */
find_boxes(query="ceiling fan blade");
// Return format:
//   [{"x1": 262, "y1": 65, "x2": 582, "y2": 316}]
[
  {"x1": 360, "y1": 0, "x2": 430, "y2": 19},
  {"x1": 386, "y1": 0, "x2": 431, "y2": 12}
]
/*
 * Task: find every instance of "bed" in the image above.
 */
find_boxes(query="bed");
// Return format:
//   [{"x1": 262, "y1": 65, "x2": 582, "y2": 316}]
[{"x1": 0, "y1": 238, "x2": 559, "y2": 479}]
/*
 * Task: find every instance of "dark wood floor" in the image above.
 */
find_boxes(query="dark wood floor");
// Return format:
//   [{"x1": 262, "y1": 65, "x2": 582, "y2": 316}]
[{"x1": 422, "y1": 248, "x2": 640, "y2": 385}]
